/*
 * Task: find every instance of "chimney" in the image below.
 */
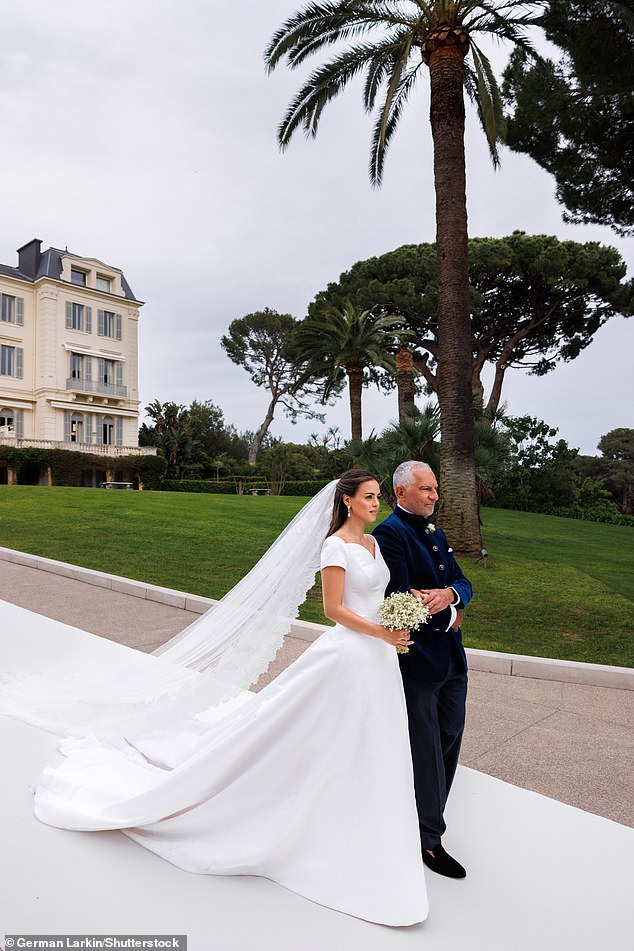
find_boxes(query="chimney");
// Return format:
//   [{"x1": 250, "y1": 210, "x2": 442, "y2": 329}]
[{"x1": 17, "y1": 238, "x2": 42, "y2": 278}]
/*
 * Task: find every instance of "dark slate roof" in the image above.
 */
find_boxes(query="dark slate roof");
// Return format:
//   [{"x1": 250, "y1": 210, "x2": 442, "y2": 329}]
[
  {"x1": 0, "y1": 263, "x2": 32, "y2": 282},
  {"x1": 0, "y1": 245, "x2": 140, "y2": 303}
]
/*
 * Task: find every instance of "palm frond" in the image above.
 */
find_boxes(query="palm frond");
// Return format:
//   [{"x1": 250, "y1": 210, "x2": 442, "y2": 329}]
[
  {"x1": 266, "y1": 1, "x2": 367, "y2": 71},
  {"x1": 469, "y1": 5, "x2": 544, "y2": 60},
  {"x1": 369, "y1": 58, "x2": 421, "y2": 185},
  {"x1": 466, "y1": 42, "x2": 505, "y2": 167},
  {"x1": 277, "y1": 41, "x2": 387, "y2": 145},
  {"x1": 362, "y1": 28, "x2": 412, "y2": 111},
  {"x1": 265, "y1": 0, "x2": 412, "y2": 72},
  {"x1": 267, "y1": 0, "x2": 547, "y2": 182}
]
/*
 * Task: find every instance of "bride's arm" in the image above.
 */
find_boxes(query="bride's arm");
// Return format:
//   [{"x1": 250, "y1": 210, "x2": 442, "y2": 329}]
[{"x1": 321, "y1": 566, "x2": 413, "y2": 648}]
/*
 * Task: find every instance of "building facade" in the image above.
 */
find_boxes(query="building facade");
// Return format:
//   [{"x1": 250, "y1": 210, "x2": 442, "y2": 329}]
[{"x1": 0, "y1": 238, "x2": 153, "y2": 468}]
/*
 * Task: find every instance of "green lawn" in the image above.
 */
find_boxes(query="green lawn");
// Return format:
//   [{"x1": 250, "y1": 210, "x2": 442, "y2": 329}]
[{"x1": 1, "y1": 486, "x2": 632, "y2": 668}]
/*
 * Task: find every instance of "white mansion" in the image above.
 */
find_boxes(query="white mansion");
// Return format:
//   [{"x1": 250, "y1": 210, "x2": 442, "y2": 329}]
[{"x1": 0, "y1": 239, "x2": 155, "y2": 482}]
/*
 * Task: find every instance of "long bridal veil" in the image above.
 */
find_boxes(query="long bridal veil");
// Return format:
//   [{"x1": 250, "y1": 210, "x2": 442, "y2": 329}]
[{"x1": 0, "y1": 480, "x2": 339, "y2": 740}]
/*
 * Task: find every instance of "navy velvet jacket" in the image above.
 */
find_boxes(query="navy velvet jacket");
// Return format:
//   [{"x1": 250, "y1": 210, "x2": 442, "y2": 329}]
[{"x1": 373, "y1": 506, "x2": 473, "y2": 682}]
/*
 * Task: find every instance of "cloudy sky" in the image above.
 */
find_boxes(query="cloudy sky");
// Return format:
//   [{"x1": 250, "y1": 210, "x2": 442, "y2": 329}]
[{"x1": 1, "y1": 0, "x2": 631, "y2": 456}]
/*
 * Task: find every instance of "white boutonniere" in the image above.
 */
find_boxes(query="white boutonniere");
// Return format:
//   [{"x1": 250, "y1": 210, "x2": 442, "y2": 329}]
[{"x1": 426, "y1": 522, "x2": 436, "y2": 534}]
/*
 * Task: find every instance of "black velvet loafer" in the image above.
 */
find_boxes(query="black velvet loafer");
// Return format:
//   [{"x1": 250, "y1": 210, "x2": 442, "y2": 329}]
[{"x1": 422, "y1": 844, "x2": 466, "y2": 879}]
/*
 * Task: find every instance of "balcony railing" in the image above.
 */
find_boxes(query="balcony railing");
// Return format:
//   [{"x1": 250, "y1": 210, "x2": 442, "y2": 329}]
[
  {"x1": 0, "y1": 434, "x2": 156, "y2": 457},
  {"x1": 66, "y1": 377, "x2": 128, "y2": 398}
]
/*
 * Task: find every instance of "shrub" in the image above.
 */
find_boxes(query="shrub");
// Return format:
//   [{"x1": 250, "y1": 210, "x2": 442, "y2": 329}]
[{"x1": 160, "y1": 478, "x2": 330, "y2": 496}]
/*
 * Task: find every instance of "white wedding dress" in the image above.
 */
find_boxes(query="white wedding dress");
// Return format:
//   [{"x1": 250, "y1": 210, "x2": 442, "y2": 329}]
[{"x1": 26, "y1": 534, "x2": 428, "y2": 926}]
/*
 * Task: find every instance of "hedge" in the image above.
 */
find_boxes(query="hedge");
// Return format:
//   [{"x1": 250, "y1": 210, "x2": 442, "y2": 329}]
[
  {"x1": 482, "y1": 501, "x2": 634, "y2": 528},
  {"x1": 0, "y1": 446, "x2": 167, "y2": 490},
  {"x1": 160, "y1": 479, "x2": 330, "y2": 497},
  {"x1": 550, "y1": 506, "x2": 634, "y2": 528}
]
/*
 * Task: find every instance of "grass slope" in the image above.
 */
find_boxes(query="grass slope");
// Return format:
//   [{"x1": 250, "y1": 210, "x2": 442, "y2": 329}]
[{"x1": 1, "y1": 486, "x2": 632, "y2": 667}]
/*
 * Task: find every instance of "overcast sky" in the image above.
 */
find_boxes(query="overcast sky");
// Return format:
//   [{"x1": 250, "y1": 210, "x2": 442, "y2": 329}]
[{"x1": 1, "y1": 0, "x2": 631, "y2": 456}]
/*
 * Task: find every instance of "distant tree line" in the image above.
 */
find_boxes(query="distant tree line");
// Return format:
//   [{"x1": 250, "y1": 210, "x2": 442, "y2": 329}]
[{"x1": 139, "y1": 400, "x2": 634, "y2": 526}]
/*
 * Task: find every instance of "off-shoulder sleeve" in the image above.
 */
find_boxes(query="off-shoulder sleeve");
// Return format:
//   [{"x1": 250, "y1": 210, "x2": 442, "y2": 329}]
[{"x1": 320, "y1": 535, "x2": 347, "y2": 571}]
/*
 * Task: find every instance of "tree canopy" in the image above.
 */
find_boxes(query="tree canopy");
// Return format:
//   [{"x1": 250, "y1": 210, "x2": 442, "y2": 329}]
[
  {"x1": 221, "y1": 309, "x2": 325, "y2": 465},
  {"x1": 309, "y1": 233, "x2": 633, "y2": 414},
  {"x1": 598, "y1": 428, "x2": 634, "y2": 463},
  {"x1": 577, "y1": 428, "x2": 634, "y2": 514},
  {"x1": 140, "y1": 399, "x2": 248, "y2": 480},
  {"x1": 502, "y1": 0, "x2": 634, "y2": 236}
]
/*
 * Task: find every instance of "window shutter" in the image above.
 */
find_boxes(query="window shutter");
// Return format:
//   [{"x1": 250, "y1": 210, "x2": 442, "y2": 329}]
[
  {"x1": 85, "y1": 413, "x2": 92, "y2": 444},
  {"x1": 96, "y1": 414, "x2": 104, "y2": 444},
  {"x1": 65, "y1": 301, "x2": 72, "y2": 329},
  {"x1": 16, "y1": 298, "x2": 24, "y2": 326},
  {"x1": 85, "y1": 306, "x2": 92, "y2": 334},
  {"x1": 16, "y1": 347, "x2": 23, "y2": 379},
  {"x1": 99, "y1": 358, "x2": 106, "y2": 384},
  {"x1": 115, "y1": 314, "x2": 122, "y2": 340},
  {"x1": 115, "y1": 417, "x2": 123, "y2": 446},
  {"x1": 64, "y1": 411, "x2": 72, "y2": 442},
  {"x1": 84, "y1": 356, "x2": 92, "y2": 382},
  {"x1": 16, "y1": 409, "x2": 24, "y2": 438},
  {"x1": 115, "y1": 362, "x2": 123, "y2": 387},
  {"x1": 98, "y1": 309, "x2": 105, "y2": 336}
]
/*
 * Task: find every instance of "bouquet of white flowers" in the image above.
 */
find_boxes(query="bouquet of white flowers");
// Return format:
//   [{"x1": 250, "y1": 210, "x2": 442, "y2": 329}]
[{"x1": 377, "y1": 592, "x2": 430, "y2": 653}]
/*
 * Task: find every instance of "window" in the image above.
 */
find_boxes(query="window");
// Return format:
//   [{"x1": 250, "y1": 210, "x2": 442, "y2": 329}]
[
  {"x1": 68, "y1": 353, "x2": 92, "y2": 389},
  {"x1": 96, "y1": 275, "x2": 111, "y2": 292},
  {"x1": 103, "y1": 311, "x2": 115, "y2": 337},
  {"x1": 1, "y1": 407, "x2": 23, "y2": 437},
  {"x1": 64, "y1": 410, "x2": 92, "y2": 444},
  {"x1": 1, "y1": 294, "x2": 14, "y2": 323},
  {"x1": 94, "y1": 414, "x2": 120, "y2": 446},
  {"x1": 70, "y1": 353, "x2": 83, "y2": 380},
  {"x1": 64, "y1": 410, "x2": 91, "y2": 443},
  {"x1": 70, "y1": 413, "x2": 84, "y2": 443},
  {"x1": 101, "y1": 358, "x2": 115, "y2": 386},
  {"x1": 71, "y1": 268, "x2": 87, "y2": 286},
  {"x1": 101, "y1": 415, "x2": 114, "y2": 445},
  {"x1": 0, "y1": 345, "x2": 23, "y2": 378},
  {"x1": 96, "y1": 358, "x2": 123, "y2": 395},
  {"x1": 65, "y1": 301, "x2": 92, "y2": 333},
  {"x1": 0, "y1": 294, "x2": 24, "y2": 325},
  {"x1": 98, "y1": 309, "x2": 122, "y2": 339}
]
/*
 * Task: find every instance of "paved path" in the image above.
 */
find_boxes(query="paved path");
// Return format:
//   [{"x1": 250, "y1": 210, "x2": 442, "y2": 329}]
[{"x1": 1, "y1": 558, "x2": 632, "y2": 828}]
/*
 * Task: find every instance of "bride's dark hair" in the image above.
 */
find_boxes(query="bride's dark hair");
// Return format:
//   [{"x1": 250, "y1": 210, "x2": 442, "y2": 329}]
[{"x1": 326, "y1": 469, "x2": 380, "y2": 538}]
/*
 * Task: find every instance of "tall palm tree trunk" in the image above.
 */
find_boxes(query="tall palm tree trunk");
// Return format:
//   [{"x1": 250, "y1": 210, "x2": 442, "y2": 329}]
[
  {"x1": 427, "y1": 29, "x2": 482, "y2": 556},
  {"x1": 347, "y1": 365, "x2": 364, "y2": 442},
  {"x1": 395, "y1": 347, "x2": 416, "y2": 420}
]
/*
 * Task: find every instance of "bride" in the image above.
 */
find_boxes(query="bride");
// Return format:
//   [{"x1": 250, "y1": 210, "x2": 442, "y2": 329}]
[{"x1": 5, "y1": 470, "x2": 429, "y2": 926}]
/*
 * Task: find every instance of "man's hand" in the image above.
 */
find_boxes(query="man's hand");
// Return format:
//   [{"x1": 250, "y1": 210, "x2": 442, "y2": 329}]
[
  {"x1": 451, "y1": 609, "x2": 463, "y2": 631},
  {"x1": 416, "y1": 587, "x2": 456, "y2": 615}
]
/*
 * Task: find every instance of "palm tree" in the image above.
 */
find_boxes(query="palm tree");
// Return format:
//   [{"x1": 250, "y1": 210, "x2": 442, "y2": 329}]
[
  {"x1": 395, "y1": 343, "x2": 417, "y2": 420},
  {"x1": 293, "y1": 300, "x2": 399, "y2": 440},
  {"x1": 265, "y1": 1, "x2": 540, "y2": 555},
  {"x1": 382, "y1": 402, "x2": 441, "y2": 468},
  {"x1": 351, "y1": 403, "x2": 440, "y2": 503}
]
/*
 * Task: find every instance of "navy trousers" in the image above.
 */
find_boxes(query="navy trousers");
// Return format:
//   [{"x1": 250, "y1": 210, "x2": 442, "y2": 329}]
[{"x1": 402, "y1": 654, "x2": 468, "y2": 851}]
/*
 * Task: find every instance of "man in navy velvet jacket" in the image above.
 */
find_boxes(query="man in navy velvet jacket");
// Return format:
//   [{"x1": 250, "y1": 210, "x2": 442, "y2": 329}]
[{"x1": 373, "y1": 460, "x2": 472, "y2": 880}]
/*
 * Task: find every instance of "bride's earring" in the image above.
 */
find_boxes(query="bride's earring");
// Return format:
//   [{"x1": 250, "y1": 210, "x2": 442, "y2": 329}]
[{"x1": 347, "y1": 504, "x2": 352, "y2": 518}]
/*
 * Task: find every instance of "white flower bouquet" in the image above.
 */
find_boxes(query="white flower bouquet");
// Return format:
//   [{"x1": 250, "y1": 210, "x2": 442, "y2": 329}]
[{"x1": 377, "y1": 592, "x2": 430, "y2": 653}]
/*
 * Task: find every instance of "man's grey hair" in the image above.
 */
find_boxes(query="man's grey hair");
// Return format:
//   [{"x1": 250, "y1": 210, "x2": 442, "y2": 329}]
[{"x1": 393, "y1": 460, "x2": 433, "y2": 492}]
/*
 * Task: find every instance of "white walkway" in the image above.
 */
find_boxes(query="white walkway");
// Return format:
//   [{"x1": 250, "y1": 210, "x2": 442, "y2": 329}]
[{"x1": 2, "y1": 600, "x2": 632, "y2": 951}]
